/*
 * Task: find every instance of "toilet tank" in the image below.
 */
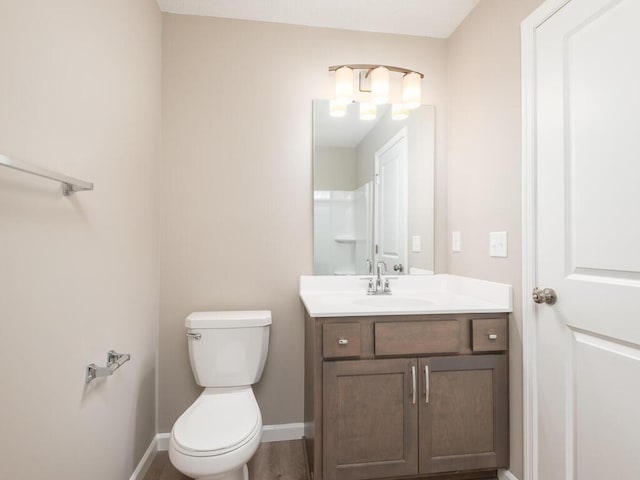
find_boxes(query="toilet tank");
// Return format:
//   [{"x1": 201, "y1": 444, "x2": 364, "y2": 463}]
[{"x1": 185, "y1": 311, "x2": 271, "y2": 387}]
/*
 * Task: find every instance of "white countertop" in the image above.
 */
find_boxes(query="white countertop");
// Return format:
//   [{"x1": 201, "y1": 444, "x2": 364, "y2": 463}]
[{"x1": 299, "y1": 274, "x2": 513, "y2": 317}]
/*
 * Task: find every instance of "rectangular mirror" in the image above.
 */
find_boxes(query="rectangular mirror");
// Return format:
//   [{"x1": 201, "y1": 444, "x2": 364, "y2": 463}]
[{"x1": 313, "y1": 100, "x2": 435, "y2": 276}]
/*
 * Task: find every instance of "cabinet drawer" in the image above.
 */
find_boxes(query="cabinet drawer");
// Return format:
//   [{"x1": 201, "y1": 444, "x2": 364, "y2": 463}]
[
  {"x1": 472, "y1": 318, "x2": 508, "y2": 352},
  {"x1": 323, "y1": 323, "x2": 361, "y2": 358},
  {"x1": 375, "y1": 320, "x2": 460, "y2": 356}
]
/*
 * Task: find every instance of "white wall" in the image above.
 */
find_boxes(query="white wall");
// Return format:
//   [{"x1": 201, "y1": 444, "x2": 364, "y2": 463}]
[
  {"x1": 160, "y1": 14, "x2": 448, "y2": 432},
  {"x1": 0, "y1": 1, "x2": 161, "y2": 479},
  {"x1": 446, "y1": 0, "x2": 545, "y2": 477},
  {"x1": 313, "y1": 191, "x2": 358, "y2": 275}
]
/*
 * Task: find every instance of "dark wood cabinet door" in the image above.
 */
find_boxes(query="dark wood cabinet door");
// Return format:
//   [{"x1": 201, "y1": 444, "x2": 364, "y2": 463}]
[
  {"x1": 323, "y1": 358, "x2": 419, "y2": 480},
  {"x1": 418, "y1": 355, "x2": 509, "y2": 474}
]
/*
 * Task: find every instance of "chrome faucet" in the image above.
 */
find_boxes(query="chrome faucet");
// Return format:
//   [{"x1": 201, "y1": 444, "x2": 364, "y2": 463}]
[
  {"x1": 365, "y1": 259, "x2": 375, "y2": 294},
  {"x1": 364, "y1": 259, "x2": 392, "y2": 295},
  {"x1": 373, "y1": 261, "x2": 392, "y2": 295},
  {"x1": 376, "y1": 261, "x2": 386, "y2": 291}
]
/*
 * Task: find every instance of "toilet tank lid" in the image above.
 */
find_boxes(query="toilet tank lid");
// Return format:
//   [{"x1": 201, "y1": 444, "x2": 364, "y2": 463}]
[{"x1": 185, "y1": 310, "x2": 272, "y2": 328}]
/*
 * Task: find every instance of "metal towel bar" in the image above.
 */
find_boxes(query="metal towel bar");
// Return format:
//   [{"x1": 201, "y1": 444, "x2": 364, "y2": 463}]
[
  {"x1": 86, "y1": 350, "x2": 131, "y2": 384},
  {"x1": 0, "y1": 153, "x2": 93, "y2": 195}
]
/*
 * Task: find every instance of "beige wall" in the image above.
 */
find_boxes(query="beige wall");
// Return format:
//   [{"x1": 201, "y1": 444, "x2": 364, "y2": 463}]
[
  {"x1": 314, "y1": 146, "x2": 358, "y2": 191},
  {"x1": 446, "y1": 0, "x2": 544, "y2": 477},
  {"x1": 0, "y1": 1, "x2": 161, "y2": 479},
  {"x1": 160, "y1": 14, "x2": 448, "y2": 430},
  {"x1": 0, "y1": 4, "x2": 543, "y2": 476}
]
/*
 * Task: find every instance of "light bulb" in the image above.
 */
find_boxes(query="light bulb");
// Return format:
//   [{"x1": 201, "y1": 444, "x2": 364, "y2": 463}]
[
  {"x1": 403, "y1": 72, "x2": 422, "y2": 110},
  {"x1": 359, "y1": 102, "x2": 376, "y2": 120},
  {"x1": 391, "y1": 103, "x2": 409, "y2": 120},
  {"x1": 329, "y1": 100, "x2": 347, "y2": 117},
  {"x1": 371, "y1": 66, "x2": 390, "y2": 105},
  {"x1": 335, "y1": 66, "x2": 354, "y2": 105}
]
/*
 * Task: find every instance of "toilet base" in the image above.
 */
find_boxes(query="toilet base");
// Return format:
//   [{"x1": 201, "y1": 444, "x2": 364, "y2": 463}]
[
  {"x1": 168, "y1": 388, "x2": 262, "y2": 480},
  {"x1": 195, "y1": 463, "x2": 248, "y2": 480}
]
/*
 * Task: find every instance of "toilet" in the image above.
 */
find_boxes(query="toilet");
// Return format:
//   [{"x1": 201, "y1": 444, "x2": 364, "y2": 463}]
[{"x1": 169, "y1": 310, "x2": 271, "y2": 480}]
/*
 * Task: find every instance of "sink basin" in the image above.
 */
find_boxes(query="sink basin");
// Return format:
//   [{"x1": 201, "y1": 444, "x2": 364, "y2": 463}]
[{"x1": 353, "y1": 296, "x2": 436, "y2": 308}]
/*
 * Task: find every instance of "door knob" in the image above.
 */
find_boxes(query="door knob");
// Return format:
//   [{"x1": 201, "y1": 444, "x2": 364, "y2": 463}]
[
  {"x1": 532, "y1": 287, "x2": 557, "y2": 305},
  {"x1": 393, "y1": 264, "x2": 404, "y2": 272}
]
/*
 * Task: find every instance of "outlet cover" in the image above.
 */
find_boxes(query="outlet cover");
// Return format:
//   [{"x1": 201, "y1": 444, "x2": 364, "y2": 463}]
[
  {"x1": 489, "y1": 231, "x2": 508, "y2": 258},
  {"x1": 412, "y1": 235, "x2": 421, "y2": 253},
  {"x1": 452, "y1": 231, "x2": 461, "y2": 253}
]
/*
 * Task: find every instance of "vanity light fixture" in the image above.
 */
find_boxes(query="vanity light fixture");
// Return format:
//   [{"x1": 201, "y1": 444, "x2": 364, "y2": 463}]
[
  {"x1": 402, "y1": 72, "x2": 422, "y2": 110},
  {"x1": 334, "y1": 66, "x2": 354, "y2": 105},
  {"x1": 371, "y1": 66, "x2": 390, "y2": 105},
  {"x1": 391, "y1": 103, "x2": 409, "y2": 120},
  {"x1": 359, "y1": 102, "x2": 376, "y2": 120},
  {"x1": 328, "y1": 64, "x2": 424, "y2": 120},
  {"x1": 329, "y1": 100, "x2": 347, "y2": 117}
]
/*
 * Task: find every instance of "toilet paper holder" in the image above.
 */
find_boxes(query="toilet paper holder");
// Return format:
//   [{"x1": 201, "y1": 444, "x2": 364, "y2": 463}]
[{"x1": 86, "y1": 350, "x2": 131, "y2": 384}]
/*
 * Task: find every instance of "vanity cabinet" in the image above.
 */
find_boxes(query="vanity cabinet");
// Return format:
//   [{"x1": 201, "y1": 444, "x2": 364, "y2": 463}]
[
  {"x1": 418, "y1": 355, "x2": 508, "y2": 474},
  {"x1": 304, "y1": 313, "x2": 509, "y2": 480},
  {"x1": 323, "y1": 358, "x2": 419, "y2": 480}
]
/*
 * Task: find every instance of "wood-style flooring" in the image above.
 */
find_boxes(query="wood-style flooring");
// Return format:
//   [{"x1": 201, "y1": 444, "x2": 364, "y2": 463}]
[{"x1": 143, "y1": 440, "x2": 307, "y2": 480}]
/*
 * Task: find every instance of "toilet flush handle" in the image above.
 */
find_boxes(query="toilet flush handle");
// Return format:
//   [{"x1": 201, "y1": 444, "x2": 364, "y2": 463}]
[{"x1": 186, "y1": 332, "x2": 202, "y2": 340}]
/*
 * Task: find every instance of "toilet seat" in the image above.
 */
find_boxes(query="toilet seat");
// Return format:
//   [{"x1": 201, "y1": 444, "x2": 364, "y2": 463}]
[{"x1": 171, "y1": 388, "x2": 261, "y2": 458}]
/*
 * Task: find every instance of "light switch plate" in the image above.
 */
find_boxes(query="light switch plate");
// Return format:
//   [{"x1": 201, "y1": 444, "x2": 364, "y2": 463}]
[
  {"x1": 489, "y1": 231, "x2": 508, "y2": 257},
  {"x1": 412, "y1": 235, "x2": 421, "y2": 253},
  {"x1": 452, "y1": 231, "x2": 461, "y2": 253}
]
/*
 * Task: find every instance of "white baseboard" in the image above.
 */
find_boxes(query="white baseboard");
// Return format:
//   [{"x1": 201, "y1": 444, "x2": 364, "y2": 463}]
[
  {"x1": 157, "y1": 432, "x2": 170, "y2": 451},
  {"x1": 129, "y1": 434, "x2": 159, "y2": 480},
  {"x1": 498, "y1": 470, "x2": 519, "y2": 480},
  {"x1": 261, "y1": 422, "x2": 305, "y2": 443},
  {"x1": 131, "y1": 422, "x2": 305, "y2": 478}
]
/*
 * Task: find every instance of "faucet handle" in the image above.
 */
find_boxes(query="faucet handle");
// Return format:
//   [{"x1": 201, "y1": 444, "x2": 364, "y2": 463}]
[
  {"x1": 367, "y1": 278, "x2": 376, "y2": 295},
  {"x1": 384, "y1": 278, "x2": 392, "y2": 294}
]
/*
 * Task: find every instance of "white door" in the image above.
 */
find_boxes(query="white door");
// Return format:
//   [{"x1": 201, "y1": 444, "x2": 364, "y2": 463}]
[
  {"x1": 530, "y1": 0, "x2": 640, "y2": 478},
  {"x1": 374, "y1": 128, "x2": 407, "y2": 274}
]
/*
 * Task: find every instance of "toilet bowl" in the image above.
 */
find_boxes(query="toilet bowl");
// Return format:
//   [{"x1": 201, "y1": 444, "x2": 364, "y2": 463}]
[
  {"x1": 168, "y1": 311, "x2": 271, "y2": 480},
  {"x1": 169, "y1": 388, "x2": 262, "y2": 480}
]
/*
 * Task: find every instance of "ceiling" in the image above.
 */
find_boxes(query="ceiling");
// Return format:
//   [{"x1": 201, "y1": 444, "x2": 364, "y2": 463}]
[{"x1": 156, "y1": 0, "x2": 480, "y2": 38}]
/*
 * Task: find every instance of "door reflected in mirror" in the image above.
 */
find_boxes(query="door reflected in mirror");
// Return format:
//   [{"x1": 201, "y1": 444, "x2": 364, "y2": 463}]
[{"x1": 313, "y1": 100, "x2": 435, "y2": 276}]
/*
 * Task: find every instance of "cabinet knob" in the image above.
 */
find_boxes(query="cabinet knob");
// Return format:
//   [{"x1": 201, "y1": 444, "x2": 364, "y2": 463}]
[
  {"x1": 488, "y1": 333, "x2": 498, "y2": 340},
  {"x1": 338, "y1": 338, "x2": 349, "y2": 345}
]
